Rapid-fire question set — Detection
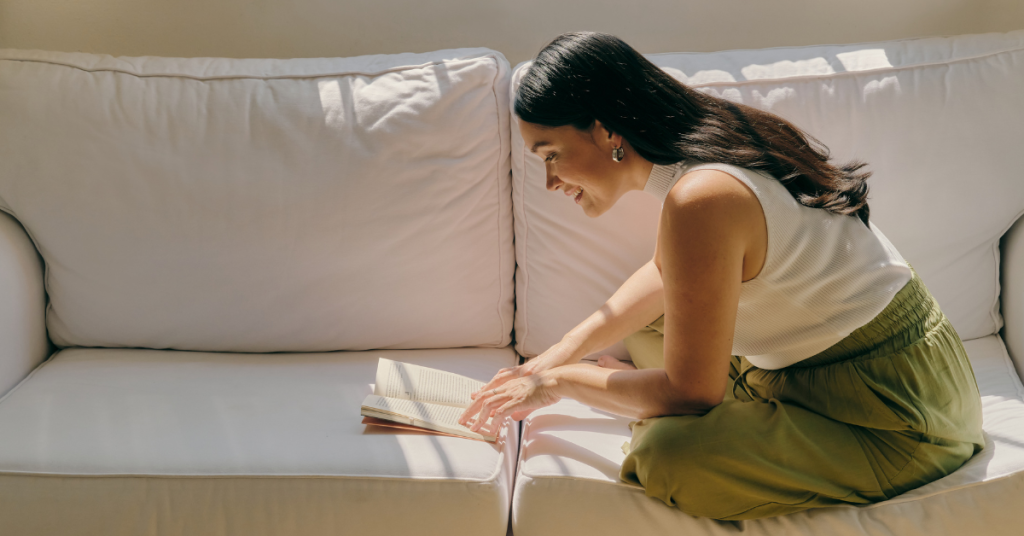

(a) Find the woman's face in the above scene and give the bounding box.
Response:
[519,119,640,217]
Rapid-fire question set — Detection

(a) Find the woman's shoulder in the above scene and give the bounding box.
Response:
[665,163,765,218]
[675,162,777,202]
[662,164,769,277]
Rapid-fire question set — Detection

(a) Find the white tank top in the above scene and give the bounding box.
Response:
[644,161,912,369]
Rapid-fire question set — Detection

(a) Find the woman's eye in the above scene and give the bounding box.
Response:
[545,153,556,162]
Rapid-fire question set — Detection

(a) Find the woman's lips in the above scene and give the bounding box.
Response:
[573,186,584,204]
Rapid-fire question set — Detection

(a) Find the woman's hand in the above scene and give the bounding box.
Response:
[470,340,576,400]
[457,371,562,433]
[458,340,577,424]
[457,341,577,431]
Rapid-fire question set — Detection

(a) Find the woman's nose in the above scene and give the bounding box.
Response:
[545,168,562,191]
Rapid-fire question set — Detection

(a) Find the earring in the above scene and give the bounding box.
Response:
[612,146,625,162]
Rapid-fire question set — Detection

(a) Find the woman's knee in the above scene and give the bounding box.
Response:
[620,416,727,516]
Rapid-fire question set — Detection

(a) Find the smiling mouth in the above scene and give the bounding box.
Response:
[572,186,584,204]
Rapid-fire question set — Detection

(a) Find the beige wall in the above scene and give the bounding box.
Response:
[2,0,1023,65]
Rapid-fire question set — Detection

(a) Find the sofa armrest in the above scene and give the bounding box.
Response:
[0,211,49,399]
[1002,212,1024,382]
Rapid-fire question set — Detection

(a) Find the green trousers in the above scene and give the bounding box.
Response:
[619,266,985,520]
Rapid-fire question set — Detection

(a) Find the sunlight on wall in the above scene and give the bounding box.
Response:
[4,0,1020,65]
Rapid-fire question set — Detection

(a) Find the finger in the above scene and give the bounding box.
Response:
[469,396,494,432]
[462,393,489,424]
[471,395,503,434]
[459,396,486,426]
[484,413,509,436]
[482,401,515,434]
[471,370,516,399]
[492,399,520,423]
[471,393,510,432]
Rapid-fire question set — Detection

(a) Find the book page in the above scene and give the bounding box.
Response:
[361,394,496,442]
[373,358,485,408]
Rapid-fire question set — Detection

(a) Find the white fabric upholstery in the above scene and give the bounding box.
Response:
[0,47,514,353]
[1002,214,1024,381]
[0,211,48,399]
[511,30,1024,358]
[512,335,1024,535]
[0,347,518,536]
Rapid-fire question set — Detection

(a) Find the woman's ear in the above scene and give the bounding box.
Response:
[592,119,622,150]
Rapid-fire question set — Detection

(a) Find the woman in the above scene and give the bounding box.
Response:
[456,32,983,520]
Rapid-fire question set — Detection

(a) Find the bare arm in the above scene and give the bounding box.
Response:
[557,258,665,365]
[461,255,665,402]
[541,170,754,419]
[460,169,762,428]
[457,257,664,425]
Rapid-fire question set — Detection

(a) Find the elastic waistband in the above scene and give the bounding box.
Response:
[790,264,940,368]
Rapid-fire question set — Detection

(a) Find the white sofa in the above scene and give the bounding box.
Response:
[1,29,1023,536]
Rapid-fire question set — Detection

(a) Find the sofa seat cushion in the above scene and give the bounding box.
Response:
[0,347,518,536]
[512,335,1024,535]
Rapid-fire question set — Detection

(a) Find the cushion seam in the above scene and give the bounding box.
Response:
[516,465,1024,508]
[996,333,1024,401]
[488,55,509,348]
[0,53,499,82]
[0,471,504,483]
[993,206,1024,337]
[512,66,533,356]
[0,347,56,407]
[0,420,516,484]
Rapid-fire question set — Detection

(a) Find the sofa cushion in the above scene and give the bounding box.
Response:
[510,30,1024,358]
[0,347,517,536]
[0,47,514,352]
[511,335,1024,535]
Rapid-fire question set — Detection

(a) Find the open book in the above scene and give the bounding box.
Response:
[360,358,499,442]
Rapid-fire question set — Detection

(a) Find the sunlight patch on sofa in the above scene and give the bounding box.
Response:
[318,79,345,129]
[741,57,836,80]
[697,87,744,104]
[679,69,738,85]
[752,86,797,108]
[863,76,902,102]
[837,48,894,71]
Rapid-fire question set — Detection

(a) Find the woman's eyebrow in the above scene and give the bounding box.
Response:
[529,141,553,153]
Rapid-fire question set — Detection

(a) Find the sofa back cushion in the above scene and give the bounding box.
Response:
[511,30,1024,358]
[0,48,514,352]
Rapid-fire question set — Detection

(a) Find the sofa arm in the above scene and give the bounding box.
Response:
[1002,212,1024,382]
[0,211,49,399]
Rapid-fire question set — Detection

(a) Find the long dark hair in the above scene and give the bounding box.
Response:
[515,32,871,225]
